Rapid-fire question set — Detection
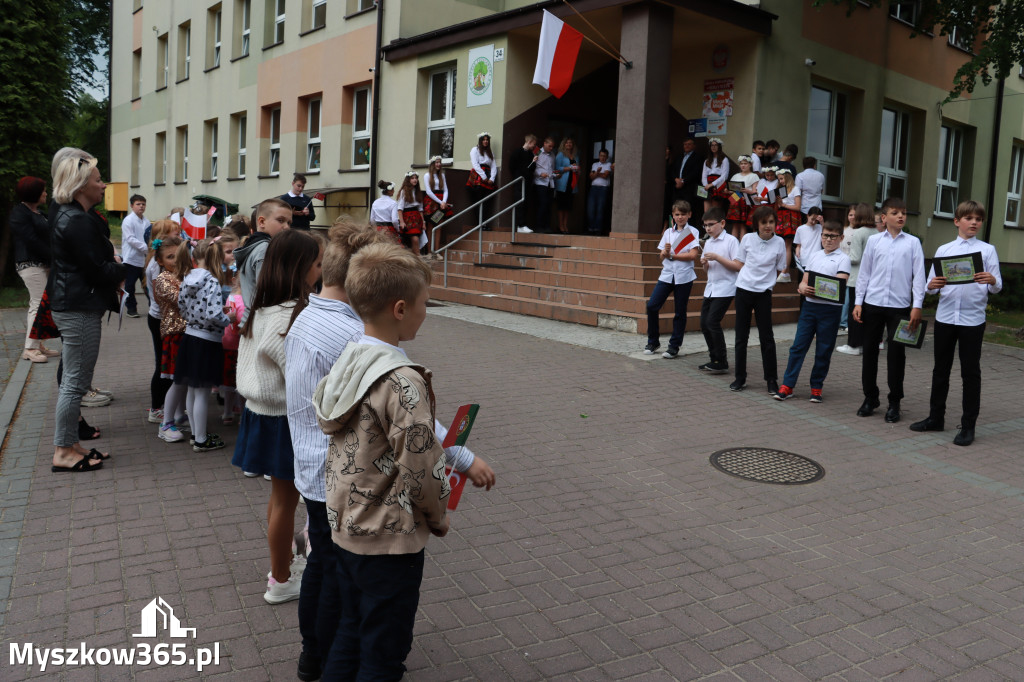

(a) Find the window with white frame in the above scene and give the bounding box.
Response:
[352,86,371,168]
[157,33,169,88]
[210,7,222,68]
[806,84,847,201]
[313,0,326,29]
[132,49,141,99]
[236,113,247,177]
[268,0,285,45]
[427,66,456,161]
[268,106,281,175]
[359,0,374,11]
[888,1,920,25]
[178,22,191,81]
[948,25,972,51]
[1006,144,1024,227]
[131,138,141,186]
[207,120,219,179]
[156,132,167,183]
[177,125,189,182]
[876,107,911,205]
[935,124,963,217]
[237,0,251,57]
[306,98,321,171]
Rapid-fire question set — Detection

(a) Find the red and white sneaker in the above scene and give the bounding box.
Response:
[809,389,823,403]
[773,385,794,401]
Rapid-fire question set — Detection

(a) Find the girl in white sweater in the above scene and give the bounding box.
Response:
[232,230,323,604]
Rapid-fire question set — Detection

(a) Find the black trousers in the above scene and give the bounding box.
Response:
[534,185,553,233]
[733,287,776,383]
[148,314,172,410]
[929,320,985,427]
[860,302,911,403]
[701,296,733,365]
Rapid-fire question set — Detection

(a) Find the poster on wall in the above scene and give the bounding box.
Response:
[689,118,708,138]
[703,77,734,118]
[467,45,494,108]
[707,117,727,136]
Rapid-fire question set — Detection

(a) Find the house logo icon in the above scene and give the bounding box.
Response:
[132,597,196,638]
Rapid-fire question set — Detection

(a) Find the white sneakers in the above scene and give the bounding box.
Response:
[517,226,534,233]
[835,344,862,356]
[158,423,185,442]
[81,390,111,408]
[147,408,164,424]
[776,272,792,283]
[264,557,306,604]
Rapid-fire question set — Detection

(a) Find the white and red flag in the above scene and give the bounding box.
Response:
[532,10,583,99]
[182,208,208,240]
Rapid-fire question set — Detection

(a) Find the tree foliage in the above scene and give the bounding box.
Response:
[820,0,1024,100]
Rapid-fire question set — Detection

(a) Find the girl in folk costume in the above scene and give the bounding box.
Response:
[751,166,780,210]
[423,155,454,222]
[467,132,497,228]
[702,138,732,214]
[727,155,759,239]
[396,171,425,251]
[553,137,580,234]
[774,167,802,283]
[369,179,400,243]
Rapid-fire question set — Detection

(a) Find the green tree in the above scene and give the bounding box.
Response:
[67,93,110,176]
[821,0,1024,100]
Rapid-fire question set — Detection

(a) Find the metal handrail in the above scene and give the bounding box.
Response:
[429,176,526,287]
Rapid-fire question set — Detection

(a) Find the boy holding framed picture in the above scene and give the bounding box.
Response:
[910,200,1002,446]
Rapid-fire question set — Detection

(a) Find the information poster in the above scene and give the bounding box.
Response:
[467,45,494,108]
[703,77,734,118]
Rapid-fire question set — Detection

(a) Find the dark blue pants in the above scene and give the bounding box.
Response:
[929,320,985,427]
[782,300,842,390]
[587,185,608,233]
[534,185,553,233]
[299,499,341,674]
[123,263,146,314]
[324,546,424,682]
[647,279,693,350]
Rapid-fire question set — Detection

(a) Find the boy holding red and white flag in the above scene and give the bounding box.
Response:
[645,200,700,359]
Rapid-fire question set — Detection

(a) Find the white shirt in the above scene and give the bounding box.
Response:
[780,185,801,209]
[590,161,612,187]
[803,248,851,307]
[370,195,397,223]
[534,150,555,187]
[840,226,854,256]
[735,232,787,292]
[656,224,700,285]
[470,147,497,182]
[120,212,150,267]
[795,168,825,213]
[855,229,926,309]
[702,158,730,189]
[145,259,161,318]
[702,231,740,298]
[750,154,762,173]
[396,190,422,212]
[929,236,1002,327]
[793,222,822,267]
[424,173,449,204]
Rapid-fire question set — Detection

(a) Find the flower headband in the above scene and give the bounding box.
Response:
[477,131,491,140]
[384,183,395,192]
[764,166,779,173]
[737,155,752,162]
[775,168,792,175]
[709,137,724,145]
[427,155,442,165]
[405,171,419,177]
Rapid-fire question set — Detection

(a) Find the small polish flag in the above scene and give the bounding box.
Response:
[673,231,697,254]
[532,10,583,99]
[313,192,326,202]
[206,205,217,219]
[182,208,208,240]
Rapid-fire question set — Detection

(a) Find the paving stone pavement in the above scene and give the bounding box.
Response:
[1,302,1024,681]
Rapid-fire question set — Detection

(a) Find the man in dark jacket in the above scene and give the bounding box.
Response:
[673,138,703,225]
[509,134,538,233]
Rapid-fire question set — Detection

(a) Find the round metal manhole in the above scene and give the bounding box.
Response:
[710,447,825,485]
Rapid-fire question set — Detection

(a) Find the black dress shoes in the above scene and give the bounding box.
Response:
[856,398,880,417]
[884,402,901,423]
[767,380,779,394]
[953,426,975,446]
[909,416,945,432]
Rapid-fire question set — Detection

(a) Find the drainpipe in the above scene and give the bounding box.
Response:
[369,0,385,192]
[982,76,1005,244]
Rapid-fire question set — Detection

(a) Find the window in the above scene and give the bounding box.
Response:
[208,6,223,69]
[267,106,281,175]
[177,125,189,182]
[948,25,972,52]
[234,0,251,57]
[266,0,285,46]
[232,112,248,178]
[313,0,326,29]
[206,120,219,180]
[306,98,322,171]
[131,138,141,186]
[352,86,371,168]
[876,107,911,204]
[347,0,375,13]
[177,22,191,81]
[132,49,141,99]
[806,84,847,200]
[427,66,456,161]
[155,132,167,183]
[888,1,920,25]
[157,33,169,88]
[1006,144,1024,227]
[935,124,963,217]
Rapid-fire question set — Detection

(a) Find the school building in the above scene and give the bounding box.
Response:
[110,0,1024,331]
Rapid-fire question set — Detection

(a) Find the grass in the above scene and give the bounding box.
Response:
[0,285,29,309]
[986,309,1024,349]
[989,310,1024,329]
[986,327,1024,349]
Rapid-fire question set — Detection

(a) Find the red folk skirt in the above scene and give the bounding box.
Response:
[375,223,401,243]
[401,208,425,236]
[745,203,775,229]
[727,196,751,223]
[775,207,802,237]
[160,332,184,380]
[466,165,495,190]
[707,175,730,200]
[422,195,454,224]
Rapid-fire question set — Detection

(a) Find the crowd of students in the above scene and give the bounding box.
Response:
[646,191,1003,447]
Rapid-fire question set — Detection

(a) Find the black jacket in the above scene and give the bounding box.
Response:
[8,203,51,265]
[49,202,126,313]
[279,193,315,230]
[510,146,536,181]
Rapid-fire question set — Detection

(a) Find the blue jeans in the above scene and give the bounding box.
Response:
[325,546,424,681]
[782,300,843,390]
[840,287,851,328]
[299,499,341,673]
[587,185,608,233]
[646,279,693,350]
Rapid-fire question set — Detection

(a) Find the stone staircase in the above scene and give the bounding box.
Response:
[429,229,801,334]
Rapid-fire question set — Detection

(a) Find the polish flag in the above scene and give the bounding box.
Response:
[673,231,697,254]
[532,10,583,99]
[182,208,207,240]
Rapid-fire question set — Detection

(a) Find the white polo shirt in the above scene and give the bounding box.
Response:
[794,223,823,267]
[702,231,740,298]
[855,229,926,309]
[795,168,825,213]
[929,236,1002,327]
[735,232,787,293]
[656,224,700,285]
[803,249,851,306]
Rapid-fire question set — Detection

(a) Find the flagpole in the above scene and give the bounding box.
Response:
[561,0,632,69]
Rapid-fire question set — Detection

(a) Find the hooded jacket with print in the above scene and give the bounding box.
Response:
[178,268,230,342]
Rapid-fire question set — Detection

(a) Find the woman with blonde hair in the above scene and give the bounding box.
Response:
[48,153,126,472]
[553,137,580,234]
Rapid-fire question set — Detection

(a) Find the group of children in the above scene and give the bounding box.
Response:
[368,156,457,258]
[646,196,1002,446]
[131,193,497,680]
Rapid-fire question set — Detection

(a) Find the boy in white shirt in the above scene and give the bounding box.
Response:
[852,197,926,423]
[587,148,613,234]
[793,207,823,274]
[698,207,741,374]
[909,200,1002,446]
[120,194,151,318]
[645,201,700,359]
[774,221,851,402]
[730,205,788,392]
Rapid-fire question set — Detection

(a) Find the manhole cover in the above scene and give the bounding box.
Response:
[710,447,825,485]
